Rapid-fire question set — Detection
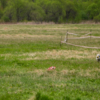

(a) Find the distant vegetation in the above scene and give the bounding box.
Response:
[0,0,100,23]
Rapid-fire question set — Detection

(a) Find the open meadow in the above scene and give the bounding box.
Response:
[0,23,100,100]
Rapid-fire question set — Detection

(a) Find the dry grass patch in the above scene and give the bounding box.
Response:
[28,95,35,100]
[20,50,98,60]
[1,50,98,60]
[79,68,100,77]
[0,34,55,39]
[28,67,100,79]
[28,69,44,76]
[61,68,100,78]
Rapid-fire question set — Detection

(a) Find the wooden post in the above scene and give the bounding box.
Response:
[60,33,62,47]
[90,30,91,40]
[66,30,68,42]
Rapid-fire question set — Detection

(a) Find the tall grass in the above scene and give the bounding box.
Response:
[0,24,100,100]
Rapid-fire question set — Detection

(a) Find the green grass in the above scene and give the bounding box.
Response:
[0,23,100,100]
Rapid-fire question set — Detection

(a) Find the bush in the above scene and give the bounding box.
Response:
[0,93,11,100]
[2,16,9,22]
[2,5,16,22]
[86,3,99,20]
[0,0,7,9]
[64,1,78,22]
[94,14,100,23]
[35,92,41,100]
[63,96,70,100]
[36,0,66,23]
[0,3,3,18]
[35,92,53,100]
[27,3,45,22]
[76,97,81,100]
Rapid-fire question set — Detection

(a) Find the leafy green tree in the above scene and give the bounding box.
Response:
[26,2,45,22]
[0,2,3,19]
[46,1,65,22]
[64,1,78,22]
[3,0,28,22]
[0,0,7,9]
[36,0,66,23]
[86,3,99,19]
[1,0,100,23]
[2,0,45,22]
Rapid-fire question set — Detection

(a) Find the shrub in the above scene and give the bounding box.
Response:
[64,1,78,22]
[35,92,53,100]
[86,3,99,20]
[36,0,66,23]
[27,3,45,22]
[63,96,70,100]
[94,14,100,23]
[2,16,9,22]
[35,92,41,100]
[0,0,7,9]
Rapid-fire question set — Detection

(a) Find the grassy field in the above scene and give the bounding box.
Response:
[0,23,100,100]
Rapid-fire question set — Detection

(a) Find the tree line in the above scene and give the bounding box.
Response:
[0,0,100,23]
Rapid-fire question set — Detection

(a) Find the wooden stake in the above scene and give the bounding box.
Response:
[60,33,62,47]
[90,30,91,40]
[66,30,68,42]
